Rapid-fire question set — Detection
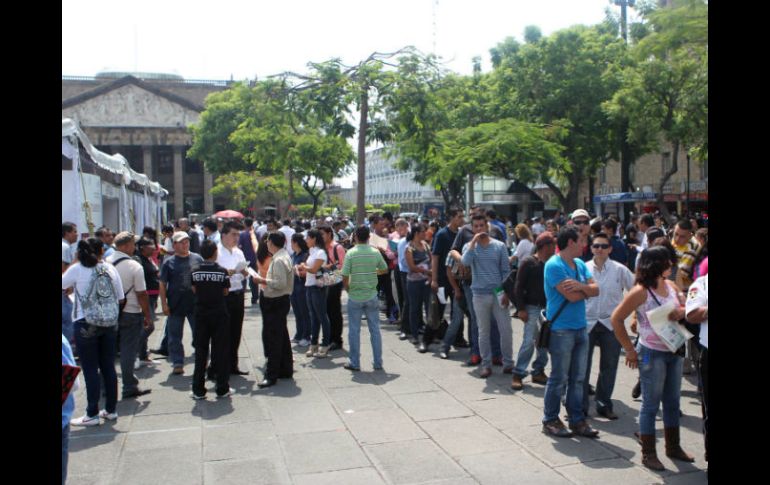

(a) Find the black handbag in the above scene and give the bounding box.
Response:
[537,299,569,349]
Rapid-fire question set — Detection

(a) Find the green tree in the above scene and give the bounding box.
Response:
[490,25,627,211]
[608,0,707,218]
[209,172,289,217]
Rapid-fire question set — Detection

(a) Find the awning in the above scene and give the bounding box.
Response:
[593,192,657,204]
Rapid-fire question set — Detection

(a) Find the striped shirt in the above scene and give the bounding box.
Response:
[341,244,387,302]
[461,238,510,295]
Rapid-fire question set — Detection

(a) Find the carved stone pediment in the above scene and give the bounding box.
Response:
[62,84,200,128]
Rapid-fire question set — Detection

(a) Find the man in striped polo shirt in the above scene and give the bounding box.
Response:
[461,214,514,378]
[341,225,389,371]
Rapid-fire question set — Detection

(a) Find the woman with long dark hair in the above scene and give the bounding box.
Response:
[405,224,432,346]
[610,247,694,471]
[62,238,125,426]
[290,233,311,346]
[299,229,331,358]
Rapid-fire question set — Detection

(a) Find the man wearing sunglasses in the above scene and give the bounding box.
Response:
[569,209,592,261]
[583,232,635,420]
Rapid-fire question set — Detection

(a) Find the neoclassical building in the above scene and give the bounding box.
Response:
[62,73,235,218]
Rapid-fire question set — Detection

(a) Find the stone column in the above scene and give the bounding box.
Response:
[173,146,184,218]
[203,167,214,214]
[142,146,153,179]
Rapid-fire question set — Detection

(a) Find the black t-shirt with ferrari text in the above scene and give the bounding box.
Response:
[191,261,230,314]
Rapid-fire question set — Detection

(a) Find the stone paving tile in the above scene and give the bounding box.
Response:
[68,433,126,477]
[343,407,428,445]
[364,439,470,484]
[291,467,387,485]
[327,385,399,413]
[116,444,202,485]
[203,457,292,484]
[419,416,519,458]
[392,390,474,422]
[203,421,280,462]
[265,396,345,436]
[63,472,114,485]
[122,427,201,452]
[129,411,202,432]
[457,449,571,485]
[500,427,620,468]
[556,457,664,484]
[279,429,371,474]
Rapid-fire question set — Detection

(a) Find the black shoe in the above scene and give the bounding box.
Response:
[150,348,168,357]
[329,342,343,351]
[398,332,409,341]
[231,368,249,376]
[417,343,428,353]
[597,408,619,420]
[122,388,152,399]
[343,363,360,371]
[632,380,642,399]
[409,337,419,345]
[588,384,596,395]
[453,339,469,348]
[278,372,294,379]
[257,378,277,388]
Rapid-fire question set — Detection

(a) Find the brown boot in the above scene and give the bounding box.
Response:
[640,434,665,471]
[664,427,695,462]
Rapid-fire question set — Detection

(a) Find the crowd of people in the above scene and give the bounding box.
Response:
[61,206,708,483]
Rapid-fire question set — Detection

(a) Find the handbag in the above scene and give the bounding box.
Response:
[537,299,569,349]
[427,293,442,330]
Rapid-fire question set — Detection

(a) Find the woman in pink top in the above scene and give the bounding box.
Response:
[610,247,694,471]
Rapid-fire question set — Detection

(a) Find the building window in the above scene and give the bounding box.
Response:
[661,152,672,175]
[184,156,202,174]
[156,147,173,174]
[184,195,204,214]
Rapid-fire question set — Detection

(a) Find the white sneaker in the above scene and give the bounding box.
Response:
[298,339,310,347]
[98,410,118,421]
[134,358,141,370]
[190,392,206,400]
[71,414,100,427]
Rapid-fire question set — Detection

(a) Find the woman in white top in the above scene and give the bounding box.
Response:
[299,229,331,358]
[62,238,124,427]
[509,224,535,265]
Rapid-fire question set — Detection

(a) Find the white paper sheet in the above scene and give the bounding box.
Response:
[437,287,447,304]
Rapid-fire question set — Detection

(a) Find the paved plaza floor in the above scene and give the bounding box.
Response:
[67,295,707,484]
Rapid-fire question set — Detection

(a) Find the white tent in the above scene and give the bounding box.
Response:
[62,118,169,235]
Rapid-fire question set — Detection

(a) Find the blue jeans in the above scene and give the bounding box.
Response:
[583,323,622,414]
[472,293,513,368]
[291,286,311,341]
[306,286,330,346]
[167,310,196,367]
[442,289,469,352]
[465,282,501,358]
[407,279,431,339]
[513,305,549,378]
[62,424,69,485]
[74,319,118,417]
[62,294,74,344]
[542,328,589,426]
[347,295,383,369]
[638,345,683,435]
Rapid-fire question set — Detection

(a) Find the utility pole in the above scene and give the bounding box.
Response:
[614,0,635,223]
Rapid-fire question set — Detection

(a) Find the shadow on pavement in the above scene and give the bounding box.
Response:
[251,379,302,398]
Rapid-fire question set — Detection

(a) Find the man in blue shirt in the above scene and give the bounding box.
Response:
[541,226,600,439]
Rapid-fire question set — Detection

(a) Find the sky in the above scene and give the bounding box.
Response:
[63,0,632,186]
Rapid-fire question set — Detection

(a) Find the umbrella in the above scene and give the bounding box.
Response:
[213,210,245,219]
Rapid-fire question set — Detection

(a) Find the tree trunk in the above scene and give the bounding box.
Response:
[588,175,596,214]
[620,122,634,222]
[467,173,475,209]
[656,139,680,221]
[356,90,369,225]
[287,169,294,218]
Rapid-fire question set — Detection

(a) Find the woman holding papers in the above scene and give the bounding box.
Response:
[610,246,695,471]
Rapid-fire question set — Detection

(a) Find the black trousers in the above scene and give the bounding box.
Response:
[192,309,230,396]
[422,285,456,345]
[225,291,245,371]
[699,346,709,461]
[399,271,410,334]
[394,266,405,318]
[326,283,344,345]
[378,270,396,316]
[260,295,293,380]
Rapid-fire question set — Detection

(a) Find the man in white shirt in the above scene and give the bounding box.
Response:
[276,219,296,256]
[583,232,635,420]
[215,221,250,376]
[202,219,221,245]
[107,232,153,399]
[686,274,708,463]
[531,217,546,236]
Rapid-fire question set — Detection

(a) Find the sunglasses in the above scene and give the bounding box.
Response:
[573,220,589,225]
[592,243,610,249]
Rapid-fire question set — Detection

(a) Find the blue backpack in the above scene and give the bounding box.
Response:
[74,264,120,327]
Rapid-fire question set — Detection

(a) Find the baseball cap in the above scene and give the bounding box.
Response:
[114,231,136,246]
[535,231,555,249]
[571,209,590,220]
[172,231,191,243]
